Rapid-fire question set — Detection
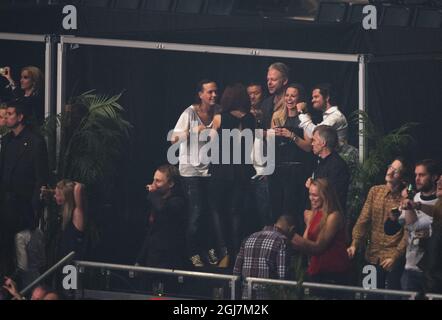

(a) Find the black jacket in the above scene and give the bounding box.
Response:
[0,126,49,214]
[136,191,187,269]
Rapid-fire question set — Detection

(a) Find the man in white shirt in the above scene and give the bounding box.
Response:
[391,159,440,292]
[298,83,348,146]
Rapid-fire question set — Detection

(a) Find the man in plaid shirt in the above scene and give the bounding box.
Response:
[234,215,295,299]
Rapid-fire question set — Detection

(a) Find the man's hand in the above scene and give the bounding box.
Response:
[400,198,414,211]
[415,229,430,239]
[347,246,356,259]
[296,102,307,114]
[146,184,158,193]
[380,258,395,272]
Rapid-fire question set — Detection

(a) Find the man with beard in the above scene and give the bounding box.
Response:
[386,160,440,292]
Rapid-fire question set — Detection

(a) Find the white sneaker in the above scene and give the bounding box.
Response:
[190,254,204,267]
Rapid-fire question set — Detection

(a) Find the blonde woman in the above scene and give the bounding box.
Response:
[1,66,44,124]
[53,180,86,259]
[291,178,350,285]
[269,83,314,231]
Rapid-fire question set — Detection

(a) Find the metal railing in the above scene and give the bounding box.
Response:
[245,277,442,300]
[74,260,240,300]
[19,251,76,296]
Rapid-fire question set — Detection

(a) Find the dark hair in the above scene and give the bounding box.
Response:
[220,83,250,113]
[276,215,296,227]
[416,159,441,177]
[313,125,338,151]
[6,100,30,124]
[247,82,263,90]
[286,83,306,103]
[313,83,337,106]
[194,79,216,105]
[156,164,180,185]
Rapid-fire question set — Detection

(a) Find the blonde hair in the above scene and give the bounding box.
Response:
[271,84,305,127]
[22,66,44,94]
[56,180,76,230]
[310,178,343,230]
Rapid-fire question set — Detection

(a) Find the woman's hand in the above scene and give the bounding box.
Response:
[3,277,21,299]
[1,66,12,80]
[274,127,293,139]
[40,186,54,201]
[291,234,304,250]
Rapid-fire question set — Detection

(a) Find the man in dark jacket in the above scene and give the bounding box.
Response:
[136,164,187,269]
[0,101,48,282]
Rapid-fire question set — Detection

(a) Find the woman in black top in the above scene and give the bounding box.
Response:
[208,83,256,267]
[270,83,314,232]
[1,66,44,125]
[53,180,86,260]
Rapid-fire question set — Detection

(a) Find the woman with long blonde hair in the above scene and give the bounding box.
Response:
[291,178,350,285]
[54,180,86,259]
[1,65,45,124]
[269,83,314,231]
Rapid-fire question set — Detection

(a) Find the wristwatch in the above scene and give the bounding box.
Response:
[292,134,298,143]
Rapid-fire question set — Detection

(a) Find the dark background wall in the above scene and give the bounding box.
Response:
[1,3,441,264]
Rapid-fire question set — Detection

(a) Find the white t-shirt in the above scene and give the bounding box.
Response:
[399,192,438,272]
[299,106,348,146]
[173,105,213,177]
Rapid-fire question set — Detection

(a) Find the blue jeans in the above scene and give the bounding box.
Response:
[182,176,210,257]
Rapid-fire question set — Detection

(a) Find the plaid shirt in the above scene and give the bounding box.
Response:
[352,184,407,264]
[234,226,290,280]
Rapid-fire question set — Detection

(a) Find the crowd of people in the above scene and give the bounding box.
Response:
[0,61,441,300]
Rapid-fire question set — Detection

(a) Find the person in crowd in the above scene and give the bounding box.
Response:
[395,168,442,293]
[291,178,350,285]
[298,83,348,146]
[233,215,295,299]
[208,83,256,268]
[0,101,48,286]
[0,66,45,124]
[348,158,410,292]
[2,277,57,300]
[270,83,313,231]
[247,82,265,128]
[52,180,86,260]
[398,160,439,291]
[307,125,349,212]
[248,63,290,233]
[135,164,187,269]
[171,79,218,267]
[0,104,8,151]
[260,62,290,130]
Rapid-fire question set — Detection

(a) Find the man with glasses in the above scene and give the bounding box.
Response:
[348,158,410,293]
